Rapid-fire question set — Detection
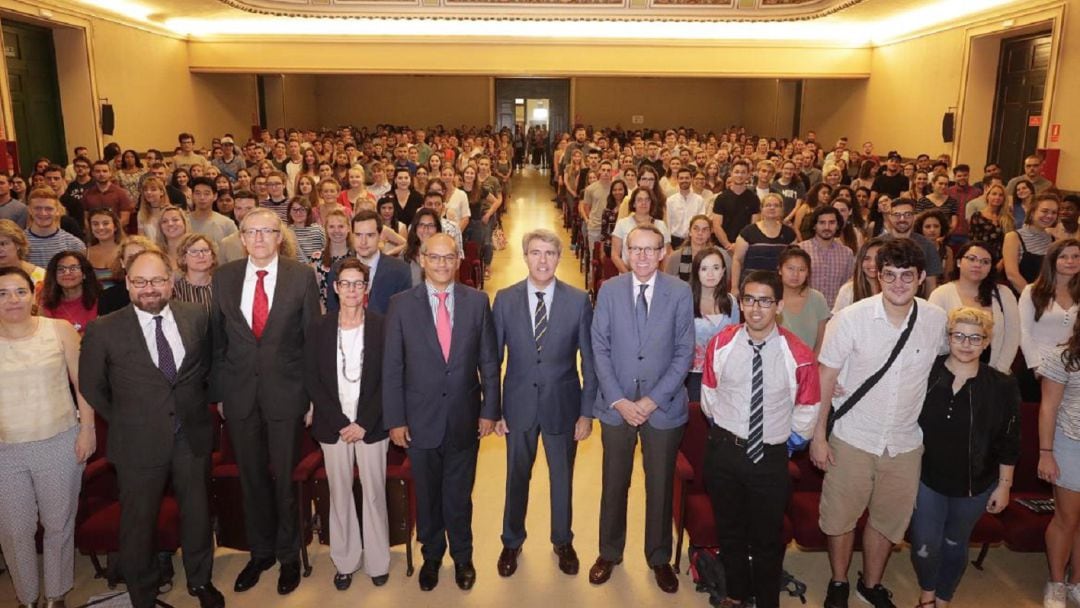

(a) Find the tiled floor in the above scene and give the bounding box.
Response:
[4,168,1050,607]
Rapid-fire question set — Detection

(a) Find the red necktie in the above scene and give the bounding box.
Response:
[252,270,268,339]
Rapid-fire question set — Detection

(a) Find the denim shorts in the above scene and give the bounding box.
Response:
[1053,426,1080,492]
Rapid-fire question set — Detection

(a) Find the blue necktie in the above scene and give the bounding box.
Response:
[636,284,649,340]
[155,315,177,384]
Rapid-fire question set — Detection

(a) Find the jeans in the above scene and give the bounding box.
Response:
[908,481,993,602]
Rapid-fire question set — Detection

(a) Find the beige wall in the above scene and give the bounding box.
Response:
[283,74,319,130]
[573,77,746,131]
[192,73,257,141]
[741,79,781,136]
[801,78,867,148]
[51,26,98,157]
[313,75,490,128]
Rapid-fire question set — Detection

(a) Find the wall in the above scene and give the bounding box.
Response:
[741,79,781,136]
[313,75,490,127]
[283,73,319,129]
[800,78,867,148]
[51,26,98,157]
[1045,2,1076,189]
[192,72,257,140]
[572,77,746,131]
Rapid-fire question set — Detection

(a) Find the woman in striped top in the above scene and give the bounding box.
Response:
[287,196,327,263]
[171,233,216,313]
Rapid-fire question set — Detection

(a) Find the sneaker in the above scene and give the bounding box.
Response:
[824,580,850,608]
[855,574,895,608]
[1046,581,1067,608]
[1067,583,1080,606]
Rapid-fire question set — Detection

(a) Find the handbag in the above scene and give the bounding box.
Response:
[826,302,919,438]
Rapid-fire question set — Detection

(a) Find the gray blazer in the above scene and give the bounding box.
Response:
[493,279,598,435]
[591,271,694,429]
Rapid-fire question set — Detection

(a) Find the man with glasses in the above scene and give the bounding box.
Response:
[1006,154,1054,196]
[700,270,820,608]
[589,225,693,593]
[209,207,320,596]
[492,229,597,579]
[810,239,947,608]
[173,132,210,171]
[261,172,290,222]
[880,198,943,292]
[80,250,224,608]
[383,233,501,592]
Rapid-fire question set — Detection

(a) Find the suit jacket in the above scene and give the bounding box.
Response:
[382,282,501,450]
[209,256,321,420]
[591,271,694,429]
[305,310,388,445]
[493,279,597,435]
[325,253,412,315]
[79,301,213,468]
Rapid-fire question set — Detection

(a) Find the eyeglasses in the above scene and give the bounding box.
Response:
[417,222,438,230]
[289,207,308,214]
[186,248,212,257]
[242,228,281,238]
[961,254,992,266]
[266,181,284,187]
[129,277,170,288]
[889,211,914,219]
[627,246,662,257]
[336,279,367,290]
[740,295,777,308]
[423,253,457,265]
[949,332,986,346]
[56,264,83,274]
[880,270,918,284]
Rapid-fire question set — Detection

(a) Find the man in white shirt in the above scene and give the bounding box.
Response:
[665,167,706,249]
[810,238,947,608]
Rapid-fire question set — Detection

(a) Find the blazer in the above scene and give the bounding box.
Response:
[209,256,321,420]
[493,279,598,435]
[79,301,213,468]
[325,253,412,315]
[305,310,388,445]
[591,271,694,429]
[382,282,501,450]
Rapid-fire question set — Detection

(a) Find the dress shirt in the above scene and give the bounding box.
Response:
[134,304,185,370]
[665,190,706,238]
[527,280,556,329]
[361,251,381,291]
[632,272,657,312]
[705,325,793,444]
[336,324,365,422]
[818,294,948,456]
[241,255,279,328]
[426,281,456,328]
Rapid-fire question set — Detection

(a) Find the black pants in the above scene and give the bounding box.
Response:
[598,421,683,566]
[117,431,213,608]
[408,441,480,563]
[703,427,790,608]
[225,409,302,564]
[501,423,577,549]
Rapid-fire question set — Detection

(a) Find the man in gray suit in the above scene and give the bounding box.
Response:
[492,229,597,578]
[588,224,694,593]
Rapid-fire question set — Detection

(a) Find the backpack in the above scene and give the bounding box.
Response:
[689,546,727,606]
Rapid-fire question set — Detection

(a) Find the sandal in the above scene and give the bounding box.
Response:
[914,601,936,608]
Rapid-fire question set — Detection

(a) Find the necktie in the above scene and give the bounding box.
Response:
[154,315,177,384]
[747,339,765,464]
[533,291,548,351]
[635,283,649,339]
[436,291,452,362]
[252,269,268,339]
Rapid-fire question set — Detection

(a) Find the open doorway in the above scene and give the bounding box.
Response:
[521,98,550,131]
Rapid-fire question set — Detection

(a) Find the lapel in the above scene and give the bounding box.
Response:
[172,303,200,375]
[125,305,159,376]
[413,285,445,363]
[225,261,250,336]
[517,281,535,345]
[448,285,469,363]
[546,280,568,345]
[646,273,669,340]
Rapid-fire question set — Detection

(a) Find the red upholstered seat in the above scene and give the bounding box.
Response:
[76,498,181,553]
[998,401,1053,552]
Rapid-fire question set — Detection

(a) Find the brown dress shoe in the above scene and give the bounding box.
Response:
[553,544,579,575]
[652,563,679,593]
[588,557,621,585]
[497,547,522,577]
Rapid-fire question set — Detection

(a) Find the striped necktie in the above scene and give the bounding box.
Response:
[747,339,765,464]
[533,291,548,351]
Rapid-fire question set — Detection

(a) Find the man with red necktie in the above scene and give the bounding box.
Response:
[209,207,320,596]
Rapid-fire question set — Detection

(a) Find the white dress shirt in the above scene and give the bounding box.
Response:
[705,325,794,444]
[527,280,556,328]
[241,255,279,328]
[665,190,706,239]
[135,304,186,370]
[336,325,365,421]
[632,272,657,312]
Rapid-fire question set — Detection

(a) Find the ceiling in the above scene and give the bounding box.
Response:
[59,0,1028,42]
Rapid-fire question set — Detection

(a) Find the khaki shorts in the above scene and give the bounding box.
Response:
[818,437,923,544]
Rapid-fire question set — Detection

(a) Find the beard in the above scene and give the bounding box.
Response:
[133,293,167,314]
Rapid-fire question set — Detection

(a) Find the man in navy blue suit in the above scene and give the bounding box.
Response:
[492,229,597,578]
[383,233,501,592]
[325,209,412,315]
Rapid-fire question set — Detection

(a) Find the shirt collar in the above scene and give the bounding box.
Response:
[426,281,454,297]
[246,255,279,276]
[134,303,174,326]
[738,323,779,346]
[633,272,658,292]
[871,293,916,322]
[527,279,555,299]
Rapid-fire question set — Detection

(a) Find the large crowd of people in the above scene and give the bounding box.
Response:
[0,123,1077,608]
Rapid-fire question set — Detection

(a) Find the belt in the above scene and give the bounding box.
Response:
[708,422,785,449]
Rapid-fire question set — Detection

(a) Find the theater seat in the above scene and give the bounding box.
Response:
[997,401,1053,552]
[787,450,867,551]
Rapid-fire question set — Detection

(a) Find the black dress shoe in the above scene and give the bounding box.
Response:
[371,574,389,586]
[188,583,225,608]
[553,544,579,575]
[588,557,621,585]
[497,546,522,577]
[277,562,301,595]
[455,561,477,590]
[652,563,679,593]
[233,557,275,592]
[418,560,441,591]
[333,572,352,591]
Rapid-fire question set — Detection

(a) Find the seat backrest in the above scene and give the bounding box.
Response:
[679,402,710,489]
[790,449,824,492]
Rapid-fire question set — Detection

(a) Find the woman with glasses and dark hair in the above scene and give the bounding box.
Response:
[402,208,443,286]
[929,242,1020,374]
[39,250,102,335]
[910,306,1019,608]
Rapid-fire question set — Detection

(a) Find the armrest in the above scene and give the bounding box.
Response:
[292,451,324,481]
[788,460,801,482]
[82,457,113,483]
[675,451,694,482]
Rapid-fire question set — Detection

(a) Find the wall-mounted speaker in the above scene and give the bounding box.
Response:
[942,111,955,143]
[101,104,115,135]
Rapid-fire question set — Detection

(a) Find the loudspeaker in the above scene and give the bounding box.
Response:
[101,104,115,136]
[942,111,955,143]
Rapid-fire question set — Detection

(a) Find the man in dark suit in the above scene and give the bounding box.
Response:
[384,233,501,592]
[492,229,597,577]
[80,250,224,608]
[325,209,412,314]
[588,224,694,594]
[209,207,320,596]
